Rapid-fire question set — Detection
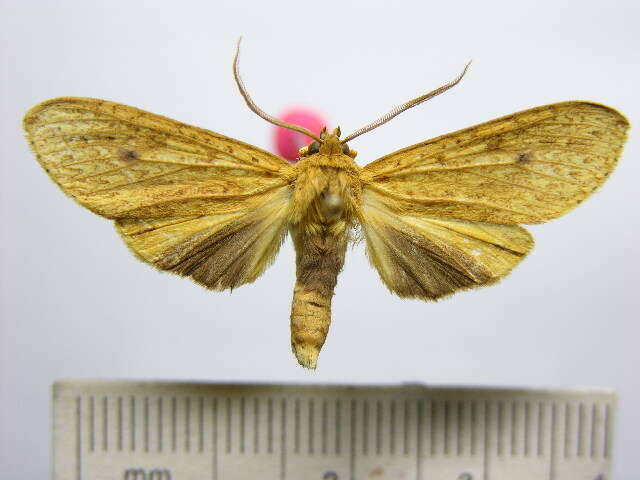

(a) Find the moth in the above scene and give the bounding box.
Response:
[23,41,628,369]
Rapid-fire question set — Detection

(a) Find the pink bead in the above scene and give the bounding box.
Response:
[273,108,327,162]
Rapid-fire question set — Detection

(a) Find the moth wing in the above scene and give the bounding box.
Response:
[360,189,534,300]
[361,102,629,224]
[24,97,295,290]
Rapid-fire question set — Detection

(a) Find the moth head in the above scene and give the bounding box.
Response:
[297,127,356,159]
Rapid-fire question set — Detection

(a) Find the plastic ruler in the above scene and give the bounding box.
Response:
[52,381,616,479]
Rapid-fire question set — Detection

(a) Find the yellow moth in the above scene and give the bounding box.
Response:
[23,41,628,369]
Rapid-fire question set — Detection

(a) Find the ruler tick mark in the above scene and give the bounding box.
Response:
[350,399,356,480]
[404,399,410,456]
[158,397,163,453]
[268,397,274,454]
[199,397,205,453]
[294,398,300,454]
[309,398,315,455]
[254,397,259,455]
[322,399,328,455]
[375,400,382,456]
[604,403,611,459]
[281,399,287,480]
[240,397,245,454]
[89,396,95,453]
[589,403,597,458]
[186,397,191,453]
[549,403,558,480]
[102,397,108,452]
[225,398,231,454]
[75,396,82,480]
[144,396,149,453]
[212,398,218,480]
[130,396,136,452]
[171,396,177,453]
[363,400,369,456]
[537,401,544,457]
[335,399,342,456]
[390,400,396,455]
[117,396,123,452]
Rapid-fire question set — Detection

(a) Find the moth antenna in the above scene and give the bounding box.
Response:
[233,38,322,143]
[341,61,472,143]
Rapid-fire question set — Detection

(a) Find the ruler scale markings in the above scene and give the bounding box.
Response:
[549,402,558,480]
[577,402,586,457]
[350,399,356,480]
[89,396,95,453]
[457,400,463,456]
[590,403,597,458]
[416,400,423,480]
[322,399,328,455]
[375,400,382,456]
[471,400,478,456]
[199,396,205,453]
[524,401,531,456]
[390,400,396,455]
[75,396,82,480]
[254,397,259,454]
[117,396,123,452]
[268,397,274,454]
[130,396,136,452]
[444,400,450,456]
[362,400,369,455]
[171,396,177,452]
[186,396,191,453]
[225,397,231,454]
[158,397,163,453]
[429,400,436,456]
[563,402,570,458]
[53,383,617,480]
[240,397,245,454]
[102,396,108,452]
[497,400,504,457]
[403,399,410,456]
[511,400,517,456]
[537,401,545,457]
[212,398,218,480]
[335,399,342,456]
[144,396,149,453]
[483,400,490,480]
[280,398,287,480]
[604,403,612,459]
[309,398,315,455]
[294,398,300,454]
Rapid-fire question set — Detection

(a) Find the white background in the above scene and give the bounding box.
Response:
[1,1,638,478]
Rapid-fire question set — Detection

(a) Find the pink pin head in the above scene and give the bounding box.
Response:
[273,108,327,162]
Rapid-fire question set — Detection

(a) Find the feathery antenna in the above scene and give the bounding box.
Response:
[341,61,472,143]
[233,38,322,143]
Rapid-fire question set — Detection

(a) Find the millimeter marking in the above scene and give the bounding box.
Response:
[54,381,616,480]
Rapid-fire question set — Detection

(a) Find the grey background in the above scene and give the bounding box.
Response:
[1,0,638,478]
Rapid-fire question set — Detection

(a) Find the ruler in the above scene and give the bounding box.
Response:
[53,381,615,480]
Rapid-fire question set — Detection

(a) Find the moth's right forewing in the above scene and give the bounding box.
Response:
[24,97,297,290]
[23,97,294,219]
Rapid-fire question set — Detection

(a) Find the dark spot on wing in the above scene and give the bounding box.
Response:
[118,148,140,162]
[517,152,533,164]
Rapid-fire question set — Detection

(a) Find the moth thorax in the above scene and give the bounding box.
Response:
[319,191,344,220]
